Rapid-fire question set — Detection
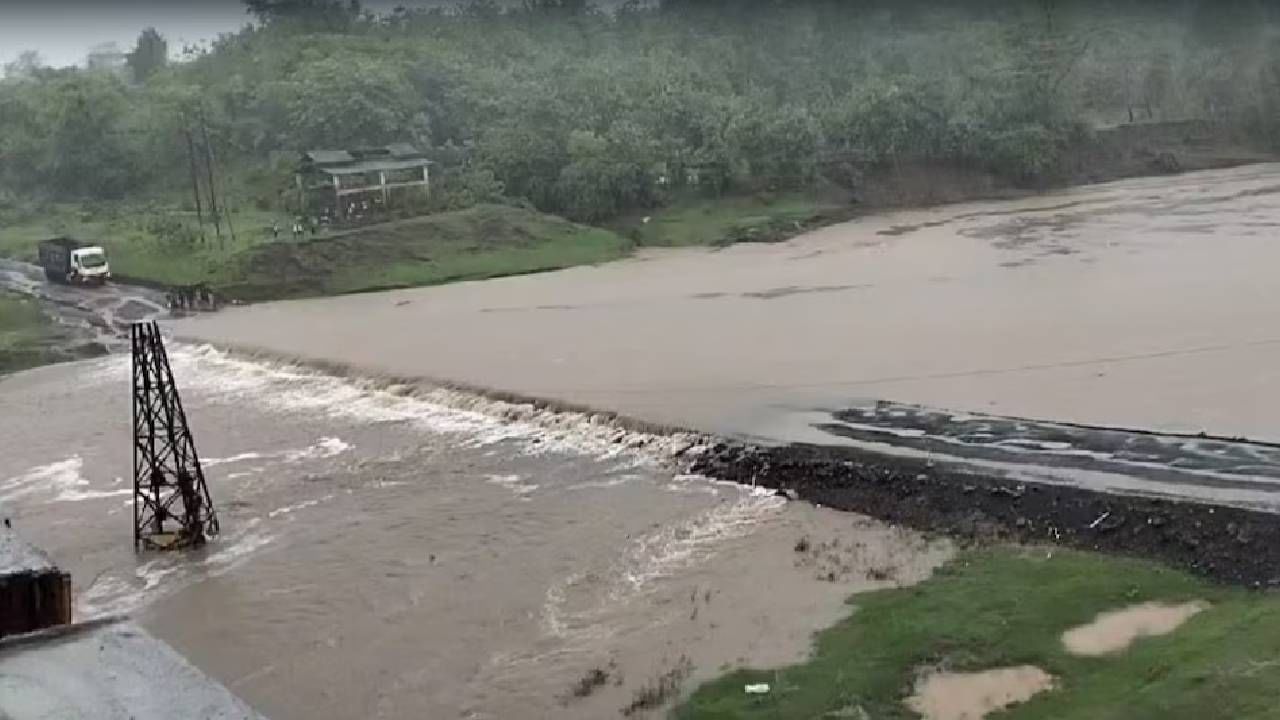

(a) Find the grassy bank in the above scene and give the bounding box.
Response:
[0,203,630,302]
[213,204,631,301]
[0,293,60,375]
[677,547,1280,720]
[615,193,852,248]
[0,195,832,301]
[0,203,294,288]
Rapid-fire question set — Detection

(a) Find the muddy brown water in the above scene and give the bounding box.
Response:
[907,666,1055,720]
[0,349,951,718]
[170,164,1280,509]
[9,163,1280,715]
[1062,601,1209,657]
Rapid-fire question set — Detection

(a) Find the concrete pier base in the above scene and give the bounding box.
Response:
[0,523,71,638]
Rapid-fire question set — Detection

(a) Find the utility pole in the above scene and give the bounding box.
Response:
[196,106,223,247]
[180,117,207,244]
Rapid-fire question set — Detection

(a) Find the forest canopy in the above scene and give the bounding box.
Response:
[2,0,1278,223]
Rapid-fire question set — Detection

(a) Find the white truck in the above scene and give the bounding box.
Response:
[37,238,111,285]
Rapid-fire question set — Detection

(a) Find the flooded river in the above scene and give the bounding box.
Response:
[174,163,1280,446]
[0,349,949,718]
[8,163,1280,715]
[169,163,1280,509]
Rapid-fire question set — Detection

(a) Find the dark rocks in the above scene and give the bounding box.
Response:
[690,440,1280,588]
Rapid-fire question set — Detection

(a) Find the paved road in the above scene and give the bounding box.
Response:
[170,164,1280,508]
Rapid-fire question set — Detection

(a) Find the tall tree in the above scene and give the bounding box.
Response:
[127,28,169,83]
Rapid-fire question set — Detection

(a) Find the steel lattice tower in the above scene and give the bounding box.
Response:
[131,321,219,550]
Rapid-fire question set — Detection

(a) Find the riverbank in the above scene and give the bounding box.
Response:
[0,203,632,303]
[2,122,1272,305]
[676,546,1280,720]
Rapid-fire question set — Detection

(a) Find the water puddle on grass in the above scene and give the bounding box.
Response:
[906,666,1055,720]
[1062,601,1209,656]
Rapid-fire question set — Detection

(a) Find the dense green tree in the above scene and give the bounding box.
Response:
[3,0,1280,215]
[43,74,142,198]
[126,28,169,83]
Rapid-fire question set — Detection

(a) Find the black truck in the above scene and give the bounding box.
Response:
[37,238,111,285]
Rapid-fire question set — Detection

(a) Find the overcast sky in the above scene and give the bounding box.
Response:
[0,1,447,69]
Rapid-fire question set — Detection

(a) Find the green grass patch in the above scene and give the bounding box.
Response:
[0,196,851,303]
[0,202,629,302]
[0,292,59,375]
[0,202,296,287]
[618,193,850,248]
[213,204,632,301]
[677,547,1280,720]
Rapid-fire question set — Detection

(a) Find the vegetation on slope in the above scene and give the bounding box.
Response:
[5,0,1280,225]
[211,204,630,301]
[3,1,1279,298]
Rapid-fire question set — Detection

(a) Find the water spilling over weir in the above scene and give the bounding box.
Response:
[0,347,950,718]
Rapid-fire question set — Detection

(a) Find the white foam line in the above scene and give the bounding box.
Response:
[531,486,787,658]
[567,474,642,490]
[55,487,132,503]
[486,474,540,498]
[615,492,787,594]
[284,437,352,462]
[268,494,334,519]
[204,452,268,467]
[88,346,710,467]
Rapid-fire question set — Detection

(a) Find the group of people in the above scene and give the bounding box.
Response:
[166,284,219,312]
[268,196,392,242]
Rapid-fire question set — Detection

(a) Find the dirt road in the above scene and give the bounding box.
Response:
[0,258,168,353]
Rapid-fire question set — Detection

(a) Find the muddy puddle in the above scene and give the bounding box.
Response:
[1062,601,1209,657]
[907,666,1055,720]
[0,348,952,718]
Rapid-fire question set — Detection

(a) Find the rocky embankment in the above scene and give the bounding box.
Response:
[693,441,1280,587]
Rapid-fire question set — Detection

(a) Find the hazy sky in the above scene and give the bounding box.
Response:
[0,1,446,69]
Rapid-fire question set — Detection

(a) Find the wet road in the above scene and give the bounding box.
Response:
[172,163,1280,509]
[0,350,948,718]
[0,258,168,352]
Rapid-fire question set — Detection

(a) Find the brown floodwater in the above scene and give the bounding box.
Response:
[0,348,951,718]
[173,163,1280,447]
[1061,601,1209,657]
[906,666,1056,720]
